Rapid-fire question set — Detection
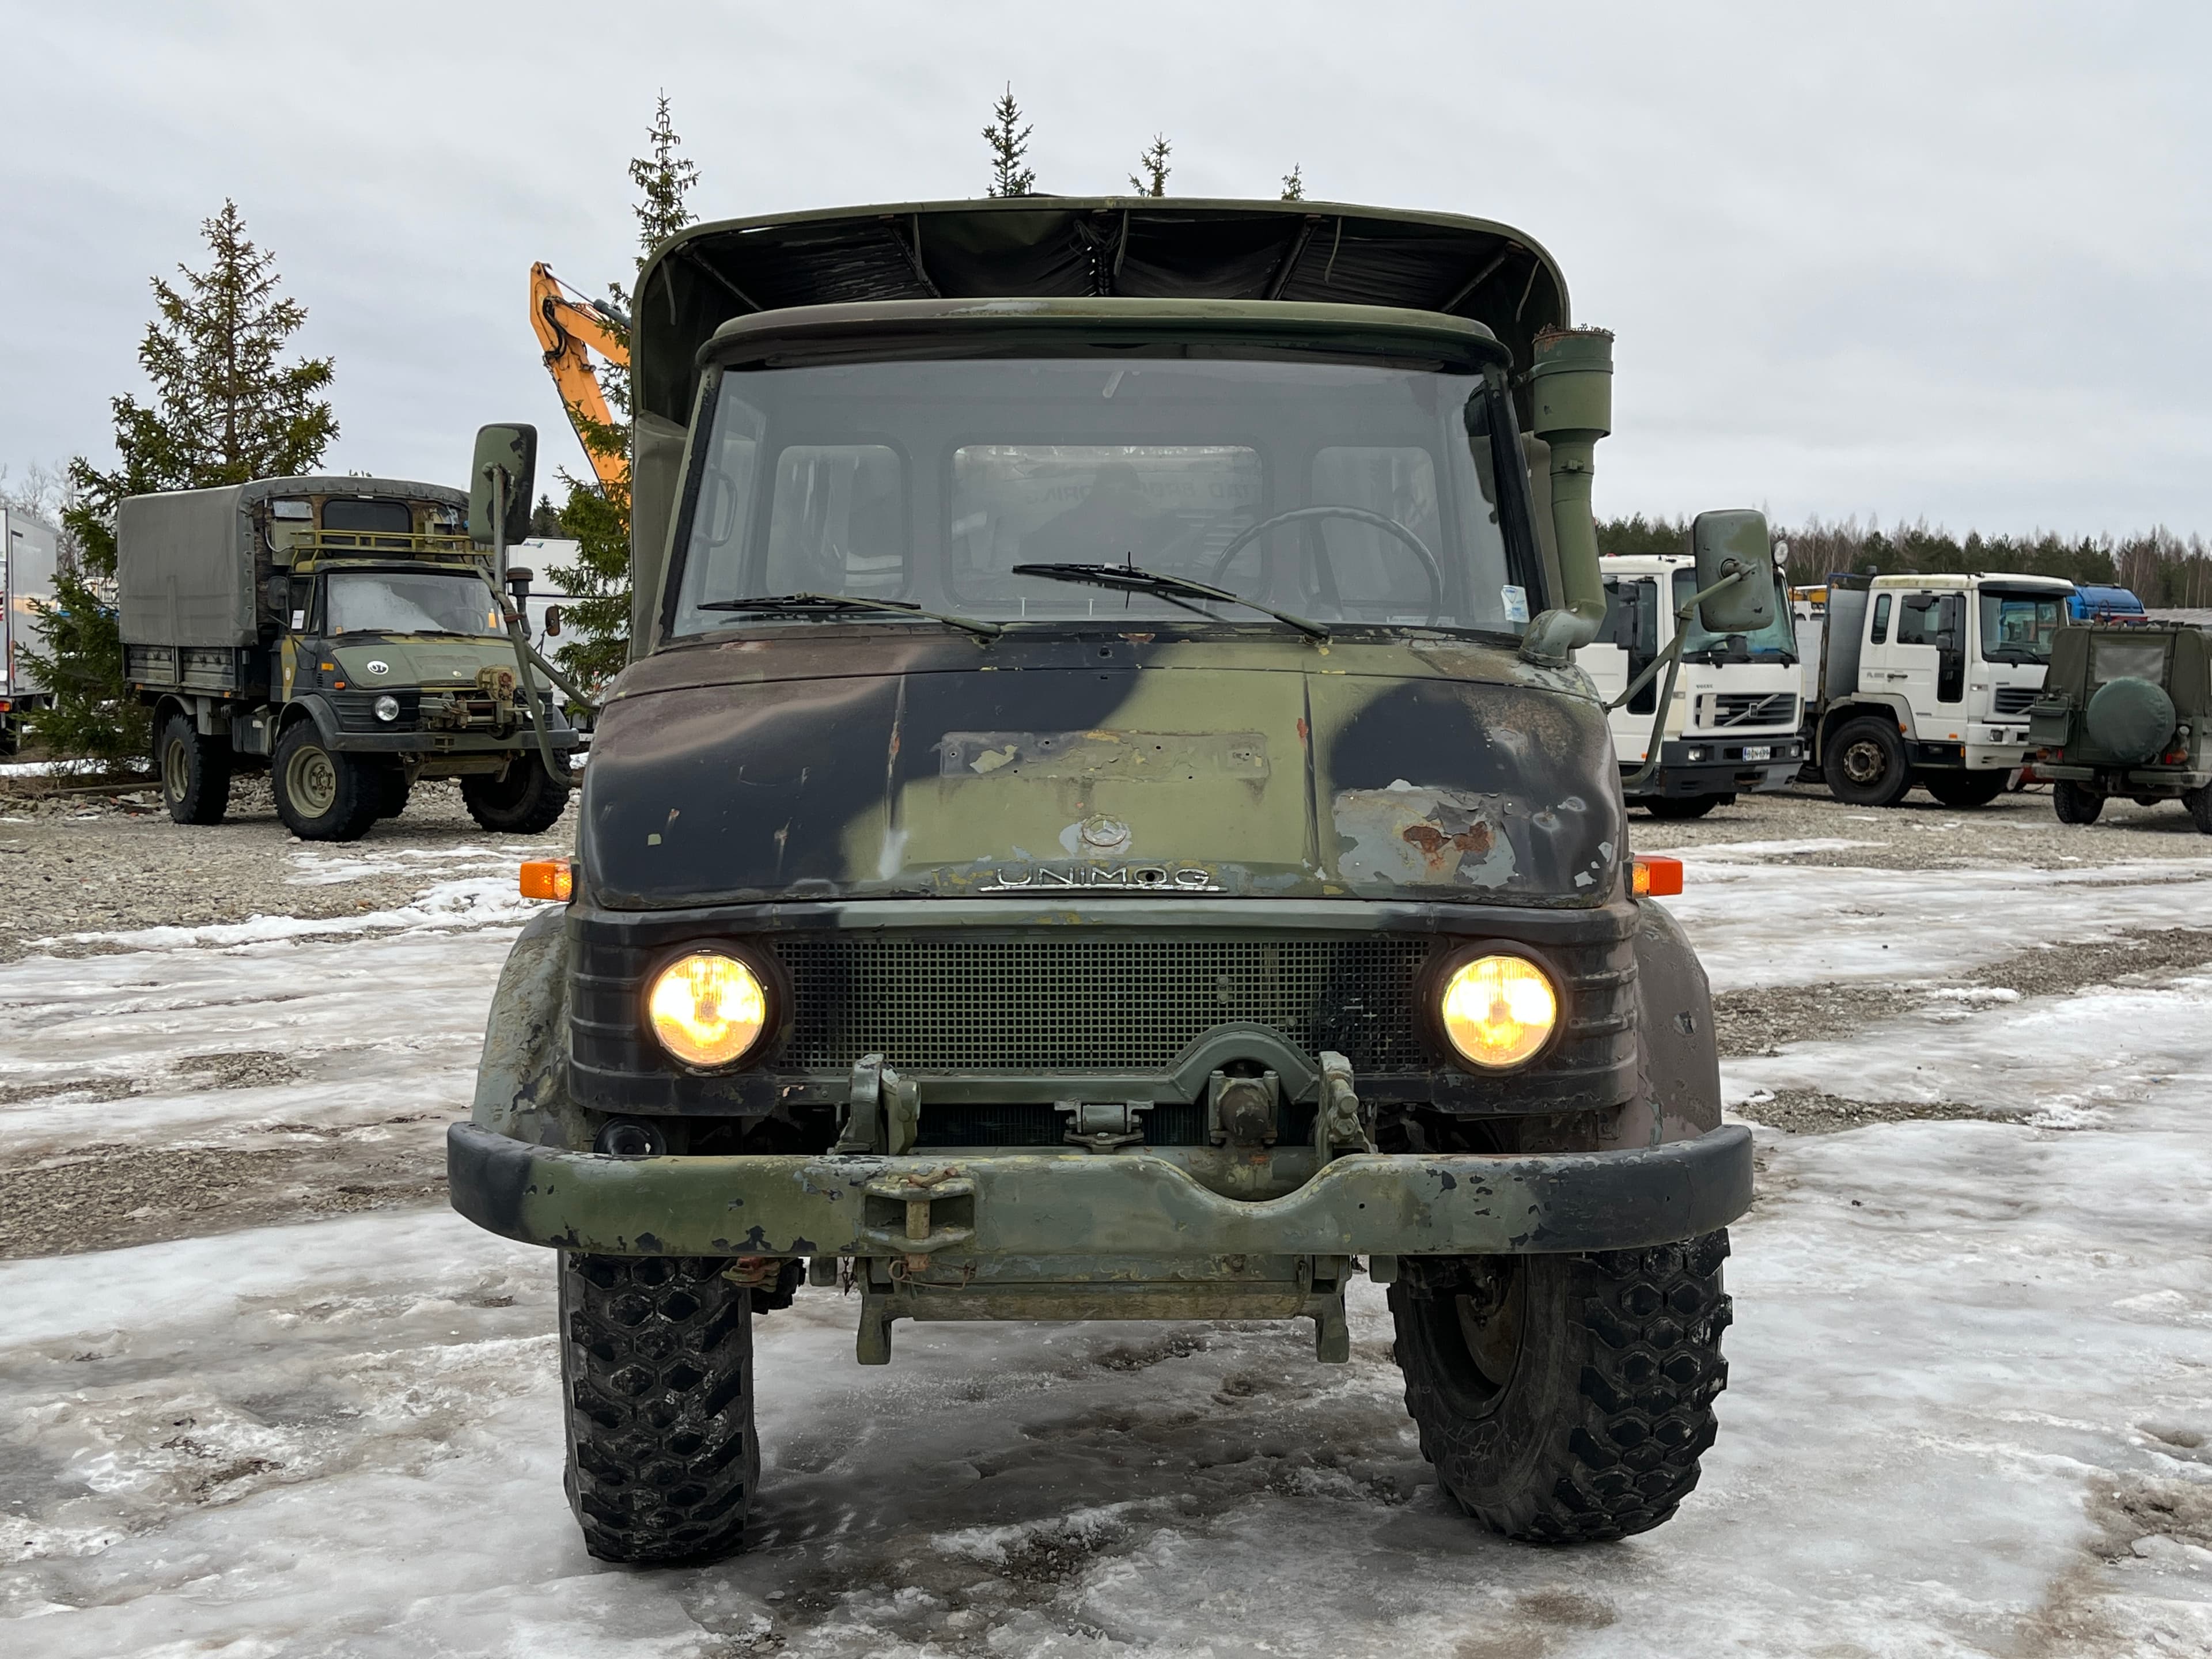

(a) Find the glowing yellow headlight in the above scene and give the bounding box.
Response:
[1440,954,1558,1070]
[646,950,769,1069]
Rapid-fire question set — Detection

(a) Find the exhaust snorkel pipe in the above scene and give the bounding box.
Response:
[1518,326,1614,666]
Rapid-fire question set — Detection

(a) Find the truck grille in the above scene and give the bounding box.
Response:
[1695,691,1798,729]
[1991,686,2039,715]
[768,934,1433,1073]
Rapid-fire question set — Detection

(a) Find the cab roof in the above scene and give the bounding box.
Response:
[632,198,1569,427]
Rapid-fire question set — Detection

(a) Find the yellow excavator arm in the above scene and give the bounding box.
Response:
[530,262,631,494]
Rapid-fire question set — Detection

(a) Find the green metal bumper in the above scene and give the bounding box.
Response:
[446,1121,1753,1259]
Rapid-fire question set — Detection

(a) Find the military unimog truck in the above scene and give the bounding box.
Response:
[1581,550,1805,817]
[448,199,1758,1565]
[1791,570,2072,806]
[2029,619,2212,830]
[118,475,582,840]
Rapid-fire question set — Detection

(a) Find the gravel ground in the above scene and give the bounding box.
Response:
[1631,779,2212,869]
[0,773,574,962]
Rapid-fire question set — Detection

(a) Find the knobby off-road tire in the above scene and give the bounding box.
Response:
[1823,716,1912,806]
[560,1252,759,1565]
[1922,769,2007,808]
[1391,1232,1732,1544]
[1643,794,1730,821]
[371,764,412,821]
[463,753,570,834]
[2052,780,2104,826]
[158,713,232,825]
[2187,785,2212,836]
[271,723,382,842]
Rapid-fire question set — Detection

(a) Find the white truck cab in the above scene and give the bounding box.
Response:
[1793,571,2071,806]
[1578,551,1806,819]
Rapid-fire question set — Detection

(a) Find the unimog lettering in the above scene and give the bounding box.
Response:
[448,196,1755,1568]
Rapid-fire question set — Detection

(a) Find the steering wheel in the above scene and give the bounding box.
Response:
[1205,505,1445,623]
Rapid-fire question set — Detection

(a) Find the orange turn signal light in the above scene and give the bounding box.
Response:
[519,857,574,902]
[1632,854,1684,898]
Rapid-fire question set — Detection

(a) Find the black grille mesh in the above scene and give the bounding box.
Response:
[768,934,1433,1073]
[1992,686,2039,715]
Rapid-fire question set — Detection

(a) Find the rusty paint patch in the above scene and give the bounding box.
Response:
[1333,782,1516,889]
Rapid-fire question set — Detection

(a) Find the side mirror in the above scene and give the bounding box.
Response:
[263,574,290,613]
[543,605,563,638]
[469,423,539,547]
[1691,509,1777,635]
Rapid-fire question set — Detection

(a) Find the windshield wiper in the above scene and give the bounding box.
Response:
[696,592,1001,639]
[1008,562,1330,642]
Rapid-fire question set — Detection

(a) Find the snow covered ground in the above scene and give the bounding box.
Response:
[3,844,2211,1656]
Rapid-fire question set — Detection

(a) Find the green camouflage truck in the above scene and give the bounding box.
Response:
[2029,619,2212,830]
[448,198,1759,1564]
[118,475,581,840]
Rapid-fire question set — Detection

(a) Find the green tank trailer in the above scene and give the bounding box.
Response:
[2029,619,2212,830]
[118,474,583,840]
[447,198,1760,1563]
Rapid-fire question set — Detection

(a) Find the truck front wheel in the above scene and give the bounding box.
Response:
[2186,785,2212,835]
[158,713,232,825]
[1390,1232,1732,1544]
[560,1252,758,1565]
[2052,781,2104,825]
[272,724,381,842]
[1823,717,1911,806]
[462,753,571,834]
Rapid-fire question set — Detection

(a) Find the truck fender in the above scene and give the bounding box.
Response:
[1631,897,1721,1141]
[278,694,344,747]
[1820,693,1914,749]
[471,906,588,1150]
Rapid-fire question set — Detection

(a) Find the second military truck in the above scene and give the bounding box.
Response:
[119,476,582,840]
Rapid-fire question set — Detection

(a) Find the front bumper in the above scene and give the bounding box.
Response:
[1625,738,1802,800]
[446,1120,1753,1259]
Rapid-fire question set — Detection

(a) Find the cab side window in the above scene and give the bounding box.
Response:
[1894,594,1945,647]
[1869,593,1891,643]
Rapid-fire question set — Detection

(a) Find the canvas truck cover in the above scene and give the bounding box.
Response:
[118,476,468,649]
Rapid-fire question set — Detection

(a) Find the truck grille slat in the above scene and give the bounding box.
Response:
[1695,691,1798,729]
[1991,687,2038,715]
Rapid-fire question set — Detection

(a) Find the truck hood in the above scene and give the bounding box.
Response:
[579,634,1623,911]
[329,637,522,688]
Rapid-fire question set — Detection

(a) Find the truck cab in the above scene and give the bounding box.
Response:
[119,477,582,840]
[446,198,1755,1567]
[1796,571,2072,806]
[1579,551,1804,817]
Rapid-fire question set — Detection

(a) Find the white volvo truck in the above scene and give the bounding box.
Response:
[1791,571,2072,806]
[1579,551,1805,819]
[1,506,60,755]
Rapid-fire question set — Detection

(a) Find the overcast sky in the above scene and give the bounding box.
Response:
[4,1,2206,538]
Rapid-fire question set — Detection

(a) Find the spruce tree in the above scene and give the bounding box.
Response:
[31,201,335,759]
[1129,134,1172,197]
[983,87,1037,197]
[1280,164,1305,202]
[545,94,699,691]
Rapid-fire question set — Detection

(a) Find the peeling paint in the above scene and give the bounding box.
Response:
[1332,782,1517,889]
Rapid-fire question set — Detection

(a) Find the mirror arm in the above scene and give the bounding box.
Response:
[1613,563,1747,790]
[483,463,569,781]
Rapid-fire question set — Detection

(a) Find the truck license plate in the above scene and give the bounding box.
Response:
[1742,746,1772,761]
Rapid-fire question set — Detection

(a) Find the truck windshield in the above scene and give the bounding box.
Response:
[1671,565,1797,662]
[1979,591,2066,664]
[325,571,502,637]
[669,355,1534,638]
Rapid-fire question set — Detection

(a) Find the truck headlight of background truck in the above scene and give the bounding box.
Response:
[1437,950,1560,1069]
[373,694,400,723]
[645,949,771,1069]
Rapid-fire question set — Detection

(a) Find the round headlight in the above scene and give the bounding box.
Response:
[1439,953,1559,1070]
[646,950,769,1069]
[373,694,400,723]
